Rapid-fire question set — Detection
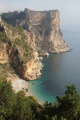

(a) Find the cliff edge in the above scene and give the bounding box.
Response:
[2,9,69,56]
[0,8,69,81]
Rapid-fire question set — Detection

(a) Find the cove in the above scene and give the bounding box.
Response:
[28,30,80,104]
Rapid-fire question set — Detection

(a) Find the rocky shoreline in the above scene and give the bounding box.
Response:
[0,8,70,102]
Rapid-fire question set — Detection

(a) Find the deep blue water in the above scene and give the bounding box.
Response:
[28,30,80,103]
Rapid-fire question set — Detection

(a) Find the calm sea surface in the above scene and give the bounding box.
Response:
[28,30,80,103]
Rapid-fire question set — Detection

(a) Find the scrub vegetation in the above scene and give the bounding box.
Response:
[0,76,80,120]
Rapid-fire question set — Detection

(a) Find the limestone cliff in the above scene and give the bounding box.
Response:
[0,8,69,81]
[0,17,43,81]
[2,9,69,55]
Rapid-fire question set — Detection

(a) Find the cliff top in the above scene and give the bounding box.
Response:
[2,8,59,14]
[24,8,59,12]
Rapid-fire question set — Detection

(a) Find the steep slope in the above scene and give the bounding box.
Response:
[0,8,69,81]
[0,17,43,81]
[2,8,69,55]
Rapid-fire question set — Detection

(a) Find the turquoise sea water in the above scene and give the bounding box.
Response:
[28,31,80,104]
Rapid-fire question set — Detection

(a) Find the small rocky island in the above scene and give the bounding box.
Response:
[0,8,69,82]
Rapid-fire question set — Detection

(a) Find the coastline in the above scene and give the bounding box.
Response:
[28,82,43,104]
[12,79,33,96]
[12,79,42,104]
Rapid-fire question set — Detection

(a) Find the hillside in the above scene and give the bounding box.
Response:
[0,16,42,81]
[0,8,69,81]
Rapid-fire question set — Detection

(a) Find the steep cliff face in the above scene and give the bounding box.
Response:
[24,52,43,80]
[0,17,43,81]
[0,8,69,81]
[24,9,69,53]
[2,9,69,55]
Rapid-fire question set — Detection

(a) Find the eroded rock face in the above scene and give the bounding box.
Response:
[0,9,69,81]
[2,9,69,54]
[6,45,43,80]
[0,50,9,64]
[0,17,43,81]
[25,9,69,53]
[24,52,43,80]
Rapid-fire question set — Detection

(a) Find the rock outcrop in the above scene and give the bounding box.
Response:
[0,49,9,64]
[0,8,69,81]
[24,51,43,80]
[0,17,43,81]
[2,8,69,55]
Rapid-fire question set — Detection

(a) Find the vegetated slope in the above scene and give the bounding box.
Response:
[0,77,80,120]
[0,17,42,81]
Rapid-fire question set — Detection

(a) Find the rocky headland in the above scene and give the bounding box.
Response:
[0,8,69,83]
